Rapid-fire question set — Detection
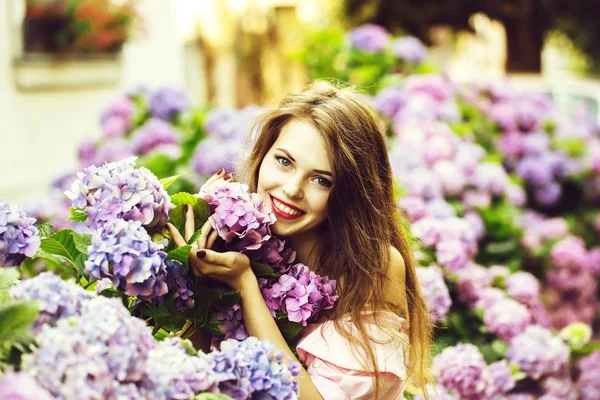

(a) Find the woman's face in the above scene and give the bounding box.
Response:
[257,118,334,238]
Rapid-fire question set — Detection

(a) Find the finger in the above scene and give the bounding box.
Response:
[196,218,214,249]
[207,230,219,250]
[196,249,235,267]
[200,168,226,192]
[184,204,195,242]
[167,223,186,247]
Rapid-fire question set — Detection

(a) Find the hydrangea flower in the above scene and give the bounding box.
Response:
[199,181,276,254]
[149,87,189,120]
[21,297,157,399]
[348,24,389,53]
[0,371,53,400]
[204,108,241,140]
[550,236,590,272]
[217,303,248,341]
[192,138,243,176]
[505,271,540,307]
[65,157,173,231]
[207,337,301,400]
[576,350,600,400]
[416,265,451,323]
[392,36,427,63]
[432,343,490,398]
[506,325,570,380]
[130,118,181,157]
[486,360,516,397]
[154,259,195,312]
[9,272,93,333]
[483,296,532,341]
[85,219,169,301]
[100,97,135,137]
[142,337,218,399]
[0,199,41,266]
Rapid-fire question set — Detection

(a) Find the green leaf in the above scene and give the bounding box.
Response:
[40,230,81,266]
[0,268,20,290]
[491,339,508,357]
[170,192,211,228]
[72,232,92,254]
[37,223,55,238]
[171,192,199,207]
[187,229,203,245]
[159,174,181,190]
[193,393,234,400]
[251,262,280,278]
[167,245,192,267]
[277,319,304,342]
[75,253,89,280]
[169,205,186,234]
[68,207,88,222]
[0,300,39,343]
[140,304,173,319]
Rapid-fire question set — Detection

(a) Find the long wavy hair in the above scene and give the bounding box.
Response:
[237,81,433,397]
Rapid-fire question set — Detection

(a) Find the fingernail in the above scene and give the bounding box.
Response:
[223,173,232,181]
[217,168,224,175]
[197,250,206,259]
[185,204,191,213]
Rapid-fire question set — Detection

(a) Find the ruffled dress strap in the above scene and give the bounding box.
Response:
[296,311,409,400]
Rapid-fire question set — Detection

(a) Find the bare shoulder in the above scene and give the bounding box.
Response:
[385,246,407,310]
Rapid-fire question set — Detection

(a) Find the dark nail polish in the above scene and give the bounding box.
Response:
[186,204,191,213]
[217,168,224,175]
[223,173,232,181]
[197,250,206,259]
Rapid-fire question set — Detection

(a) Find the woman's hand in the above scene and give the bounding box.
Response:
[165,169,256,291]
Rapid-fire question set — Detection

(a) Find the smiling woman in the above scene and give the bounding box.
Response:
[182,81,433,399]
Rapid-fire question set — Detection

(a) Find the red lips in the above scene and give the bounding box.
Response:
[270,195,304,220]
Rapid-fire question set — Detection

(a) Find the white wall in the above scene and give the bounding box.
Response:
[0,0,188,205]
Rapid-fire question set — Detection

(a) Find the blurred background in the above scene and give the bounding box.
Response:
[2,0,600,204]
[3,1,600,398]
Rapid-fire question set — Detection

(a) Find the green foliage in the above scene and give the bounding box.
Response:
[68,207,88,223]
[38,229,92,282]
[0,300,39,343]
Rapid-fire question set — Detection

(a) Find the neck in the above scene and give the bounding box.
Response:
[288,230,321,268]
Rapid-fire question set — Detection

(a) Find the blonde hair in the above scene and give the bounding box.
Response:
[237,81,433,397]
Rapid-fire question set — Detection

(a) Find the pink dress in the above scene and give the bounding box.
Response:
[296,312,409,400]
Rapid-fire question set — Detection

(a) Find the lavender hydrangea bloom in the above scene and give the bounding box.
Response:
[130,118,180,157]
[90,138,136,167]
[9,272,93,333]
[577,350,600,400]
[142,337,218,399]
[506,325,570,380]
[193,138,243,176]
[505,271,540,307]
[0,199,41,266]
[149,87,189,120]
[416,265,451,323]
[199,181,276,253]
[432,343,490,398]
[85,219,169,301]
[392,36,427,63]
[348,24,389,53]
[486,360,516,397]
[483,296,532,341]
[100,97,135,137]
[475,162,510,196]
[205,108,240,140]
[163,259,195,311]
[21,297,157,399]
[65,157,173,231]
[208,337,301,400]
[372,87,406,118]
[217,303,248,340]
[550,236,590,271]
[0,372,53,400]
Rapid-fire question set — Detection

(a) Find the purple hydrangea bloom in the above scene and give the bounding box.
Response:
[130,118,181,157]
[505,271,540,307]
[78,136,97,166]
[199,181,276,254]
[100,97,135,137]
[205,108,240,140]
[162,259,195,312]
[398,196,427,222]
[486,360,516,397]
[149,87,189,120]
[456,263,494,306]
[208,337,301,400]
[85,219,169,302]
[392,36,427,63]
[21,297,157,399]
[433,160,466,196]
[192,138,243,176]
[489,101,517,132]
[517,156,554,187]
[550,236,590,272]
[483,296,532,341]
[475,162,510,196]
[416,265,451,323]
[372,86,406,118]
[0,372,53,400]
[497,131,526,158]
[89,138,136,167]
[142,337,218,399]
[9,272,93,333]
[217,303,248,341]
[348,24,389,53]
[577,350,600,400]
[506,325,570,380]
[535,183,562,206]
[432,343,490,398]
[0,199,41,266]
[65,157,173,231]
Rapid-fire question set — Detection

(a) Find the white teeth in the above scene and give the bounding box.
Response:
[273,198,301,216]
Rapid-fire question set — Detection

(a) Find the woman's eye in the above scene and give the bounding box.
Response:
[314,177,333,188]
[276,156,291,167]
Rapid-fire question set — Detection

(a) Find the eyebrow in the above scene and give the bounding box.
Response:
[275,148,333,177]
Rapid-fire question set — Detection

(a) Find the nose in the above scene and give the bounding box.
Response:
[282,177,304,200]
